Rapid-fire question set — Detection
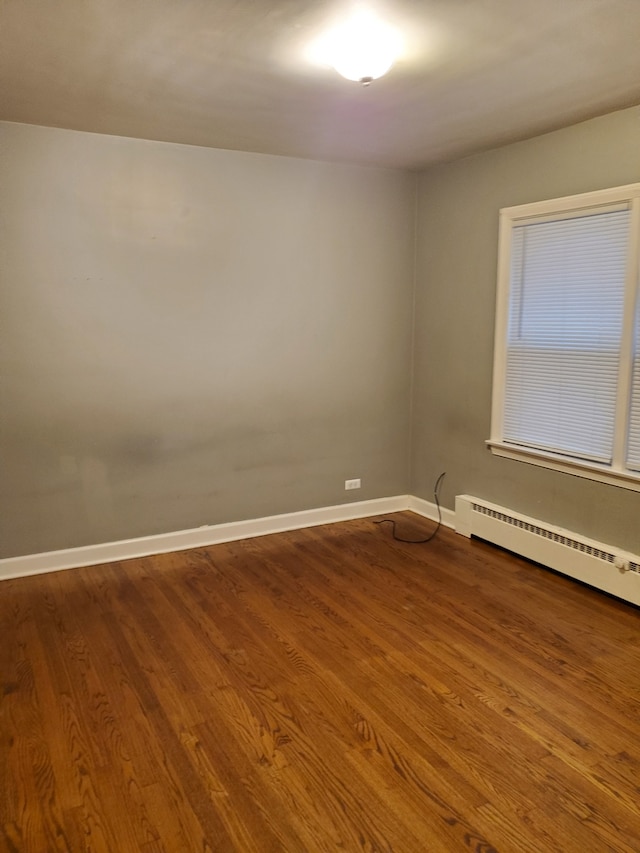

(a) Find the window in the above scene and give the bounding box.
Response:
[489,183,640,491]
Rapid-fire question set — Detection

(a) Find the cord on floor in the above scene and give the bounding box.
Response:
[374,472,446,543]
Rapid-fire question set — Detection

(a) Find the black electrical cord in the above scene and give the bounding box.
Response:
[374,472,446,543]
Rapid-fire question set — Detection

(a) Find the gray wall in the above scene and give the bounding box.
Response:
[4,106,640,560]
[0,122,415,557]
[411,105,640,552]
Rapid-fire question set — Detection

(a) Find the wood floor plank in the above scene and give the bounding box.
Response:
[2,513,640,852]
[143,555,444,851]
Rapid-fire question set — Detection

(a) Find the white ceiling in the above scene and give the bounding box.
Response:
[2,0,640,170]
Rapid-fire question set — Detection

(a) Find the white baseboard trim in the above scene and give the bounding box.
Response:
[407,495,456,529]
[0,495,416,582]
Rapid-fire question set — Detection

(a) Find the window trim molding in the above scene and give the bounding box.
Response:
[487,439,640,493]
[489,182,640,491]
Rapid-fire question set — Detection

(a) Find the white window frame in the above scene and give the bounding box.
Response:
[488,182,640,492]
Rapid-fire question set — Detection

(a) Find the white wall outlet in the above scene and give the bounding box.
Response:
[345,478,361,490]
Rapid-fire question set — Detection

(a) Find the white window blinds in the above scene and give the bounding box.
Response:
[627,294,640,471]
[503,207,631,463]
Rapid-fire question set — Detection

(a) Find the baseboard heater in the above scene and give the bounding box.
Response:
[455,495,640,606]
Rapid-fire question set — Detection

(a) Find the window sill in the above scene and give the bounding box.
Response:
[487,440,640,493]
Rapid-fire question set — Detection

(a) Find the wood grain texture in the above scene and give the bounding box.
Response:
[1,512,639,852]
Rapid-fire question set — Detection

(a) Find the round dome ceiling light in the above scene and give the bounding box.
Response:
[321,10,402,85]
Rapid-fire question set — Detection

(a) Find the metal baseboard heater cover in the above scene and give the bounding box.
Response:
[455,495,640,606]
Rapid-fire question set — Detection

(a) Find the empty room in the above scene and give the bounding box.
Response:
[1,1,640,851]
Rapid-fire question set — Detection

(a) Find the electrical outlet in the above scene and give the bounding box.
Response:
[345,478,361,490]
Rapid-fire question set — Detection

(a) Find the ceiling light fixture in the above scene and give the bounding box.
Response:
[317,9,401,85]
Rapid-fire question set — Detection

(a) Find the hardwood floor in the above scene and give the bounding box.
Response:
[1,512,639,852]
